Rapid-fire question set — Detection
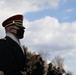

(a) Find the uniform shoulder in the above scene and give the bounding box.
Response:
[0,38,7,46]
[0,38,6,47]
[0,38,6,41]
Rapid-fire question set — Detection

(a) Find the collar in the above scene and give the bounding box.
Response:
[6,32,20,45]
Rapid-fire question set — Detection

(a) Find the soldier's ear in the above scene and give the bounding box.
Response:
[9,28,13,32]
[10,28,16,33]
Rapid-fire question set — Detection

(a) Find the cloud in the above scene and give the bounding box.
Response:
[0,0,68,27]
[63,64,68,71]
[0,0,71,27]
[0,0,67,15]
[21,16,76,60]
[64,8,74,13]
[23,16,76,49]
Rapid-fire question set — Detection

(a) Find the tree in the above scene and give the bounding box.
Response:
[37,50,50,60]
[52,55,64,70]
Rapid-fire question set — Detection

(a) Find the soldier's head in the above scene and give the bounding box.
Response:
[36,54,41,60]
[2,14,25,39]
[48,63,53,67]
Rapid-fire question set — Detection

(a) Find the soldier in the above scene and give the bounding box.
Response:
[47,63,55,75]
[32,54,44,75]
[56,67,65,75]
[0,14,26,75]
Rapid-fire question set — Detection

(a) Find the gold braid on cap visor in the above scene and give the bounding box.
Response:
[4,20,22,28]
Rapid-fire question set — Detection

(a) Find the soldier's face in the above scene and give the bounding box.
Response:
[11,26,25,39]
[37,56,41,60]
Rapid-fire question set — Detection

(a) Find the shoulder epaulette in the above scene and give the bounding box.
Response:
[0,38,6,40]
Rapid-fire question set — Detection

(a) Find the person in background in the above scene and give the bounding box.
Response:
[0,14,26,75]
[46,63,55,75]
[32,54,44,75]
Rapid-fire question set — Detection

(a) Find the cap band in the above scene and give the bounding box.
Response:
[4,20,22,28]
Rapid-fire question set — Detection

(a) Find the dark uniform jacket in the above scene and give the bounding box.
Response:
[47,67,55,75]
[32,60,44,75]
[0,36,26,75]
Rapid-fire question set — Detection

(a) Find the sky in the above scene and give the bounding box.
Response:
[0,0,76,74]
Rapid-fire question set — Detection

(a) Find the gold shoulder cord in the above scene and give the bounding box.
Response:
[0,38,6,40]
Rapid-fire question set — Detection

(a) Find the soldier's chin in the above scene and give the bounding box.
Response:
[19,36,24,39]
